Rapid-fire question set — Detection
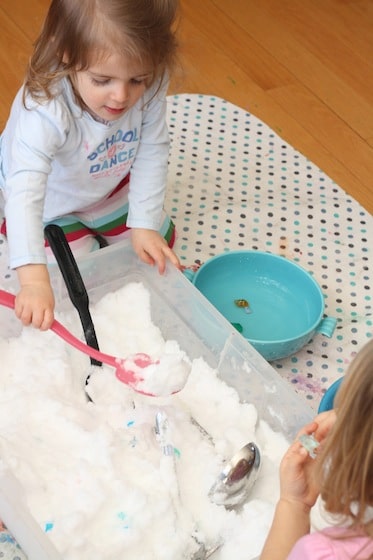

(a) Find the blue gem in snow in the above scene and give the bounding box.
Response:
[126,420,135,427]
[45,522,54,533]
[117,511,130,530]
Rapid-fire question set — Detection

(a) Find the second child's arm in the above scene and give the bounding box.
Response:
[260,421,321,560]
[16,264,55,330]
[260,498,312,560]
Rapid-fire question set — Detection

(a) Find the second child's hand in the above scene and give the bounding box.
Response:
[260,420,324,560]
[16,263,55,330]
[280,421,321,509]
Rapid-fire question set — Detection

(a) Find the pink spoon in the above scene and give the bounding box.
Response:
[0,288,157,396]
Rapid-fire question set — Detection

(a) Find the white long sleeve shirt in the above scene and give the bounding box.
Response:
[0,78,170,268]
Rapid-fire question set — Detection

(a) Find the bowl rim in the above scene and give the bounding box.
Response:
[318,377,343,413]
[192,250,325,345]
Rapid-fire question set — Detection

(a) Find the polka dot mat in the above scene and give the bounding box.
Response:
[165,94,372,410]
[0,94,371,412]
[0,522,27,559]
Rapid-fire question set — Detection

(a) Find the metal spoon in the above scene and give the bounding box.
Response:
[191,542,221,559]
[208,442,261,509]
[191,541,222,559]
[154,413,222,560]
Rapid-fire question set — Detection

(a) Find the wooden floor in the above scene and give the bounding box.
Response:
[1,0,372,214]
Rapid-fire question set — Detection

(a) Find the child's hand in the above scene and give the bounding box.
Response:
[131,228,181,274]
[279,421,320,510]
[313,409,337,441]
[15,264,55,330]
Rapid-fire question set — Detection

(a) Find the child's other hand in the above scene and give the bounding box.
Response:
[279,411,337,510]
[279,421,320,510]
[15,264,55,330]
[131,228,181,274]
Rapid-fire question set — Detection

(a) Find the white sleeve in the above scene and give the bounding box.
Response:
[126,80,170,230]
[2,97,68,268]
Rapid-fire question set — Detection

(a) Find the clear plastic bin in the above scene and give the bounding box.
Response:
[0,241,314,560]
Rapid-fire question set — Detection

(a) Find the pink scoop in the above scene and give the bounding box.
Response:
[0,288,156,395]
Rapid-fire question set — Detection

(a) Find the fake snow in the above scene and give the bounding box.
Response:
[0,282,289,559]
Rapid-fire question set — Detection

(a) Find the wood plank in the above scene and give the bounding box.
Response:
[171,15,373,214]
[0,11,33,128]
[179,0,372,211]
[303,0,373,63]
[263,0,373,97]
[0,0,48,40]
[211,0,373,140]
[178,0,294,91]
[269,83,373,206]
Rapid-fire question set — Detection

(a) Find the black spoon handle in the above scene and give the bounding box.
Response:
[44,224,102,366]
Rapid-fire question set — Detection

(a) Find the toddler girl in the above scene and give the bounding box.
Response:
[0,0,180,330]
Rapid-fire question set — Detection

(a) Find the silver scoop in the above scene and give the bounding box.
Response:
[191,542,221,559]
[154,412,222,560]
[208,442,261,509]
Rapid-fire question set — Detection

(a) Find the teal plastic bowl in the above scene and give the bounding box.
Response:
[188,251,336,361]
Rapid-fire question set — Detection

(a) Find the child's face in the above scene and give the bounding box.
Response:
[73,52,151,122]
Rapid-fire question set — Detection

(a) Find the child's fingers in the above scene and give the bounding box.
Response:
[295,421,318,440]
[313,410,336,441]
[162,246,181,268]
[284,422,320,461]
[137,248,155,266]
[40,308,54,331]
